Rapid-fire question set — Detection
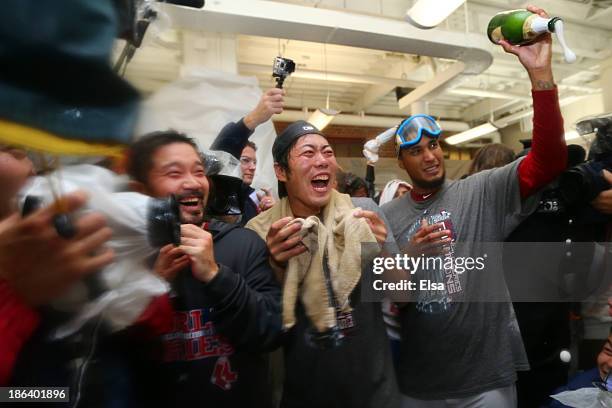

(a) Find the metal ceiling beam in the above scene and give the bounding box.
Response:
[351,84,396,113]
[351,60,421,112]
[274,110,470,131]
[239,63,422,87]
[461,98,525,122]
[449,88,531,101]
[397,62,466,109]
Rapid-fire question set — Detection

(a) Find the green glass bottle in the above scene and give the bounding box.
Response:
[487,9,576,63]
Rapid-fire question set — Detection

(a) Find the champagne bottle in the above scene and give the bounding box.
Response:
[487,9,576,63]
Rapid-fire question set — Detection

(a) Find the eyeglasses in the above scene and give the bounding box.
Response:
[395,114,442,153]
[239,156,257,166]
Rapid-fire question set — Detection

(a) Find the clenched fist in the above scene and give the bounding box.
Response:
[179,224,219,283]
[244,88,285,130]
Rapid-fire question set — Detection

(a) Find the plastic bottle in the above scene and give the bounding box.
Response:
[487,9,576,63]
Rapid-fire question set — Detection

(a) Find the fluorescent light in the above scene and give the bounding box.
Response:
[444,122,498,145]
[564,130,581,141]
[564,130,595,142]
[307,108,339,131]
[405,0,466,29]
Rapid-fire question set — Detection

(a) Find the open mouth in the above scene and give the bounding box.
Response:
[423,165,439,176]
[176,192,204,208]
[311,174,330,192]
[179,198,201,207]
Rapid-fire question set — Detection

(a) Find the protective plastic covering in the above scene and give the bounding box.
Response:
[363,127,397,163]
[18,164,169,339]
[204,149,241,179]
[550,388,612,408]
[135,68,278,195]
[204,149,244,216]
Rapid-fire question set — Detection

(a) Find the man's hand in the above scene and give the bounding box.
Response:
[0,191,114,306]
[179,224,219,283]
[154,244,190,282]
[243,88,285,130]
[353,209,387,245]
[409,219,452,257]
[266,217,307,265]
[258,188,276,212]
[498,5,554,90]
[591,170,612,214]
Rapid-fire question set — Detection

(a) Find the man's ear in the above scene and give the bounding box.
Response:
[274,163,287,182]
[129,180,147,194]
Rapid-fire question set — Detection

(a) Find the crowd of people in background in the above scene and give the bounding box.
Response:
[1,3,611,408]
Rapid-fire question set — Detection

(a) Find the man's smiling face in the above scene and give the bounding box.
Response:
[144,142,209,225]
[275,134,338,217]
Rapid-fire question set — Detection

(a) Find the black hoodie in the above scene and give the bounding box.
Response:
[154,221,282,408]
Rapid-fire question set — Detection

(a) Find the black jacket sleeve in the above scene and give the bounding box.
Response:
[199,229,282,352]
[209,118,254,159]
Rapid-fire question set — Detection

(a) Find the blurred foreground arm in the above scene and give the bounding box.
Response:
[0,191,114,385]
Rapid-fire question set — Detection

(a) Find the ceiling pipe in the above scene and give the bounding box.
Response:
[274,110,470,132]
[239,63,422,88]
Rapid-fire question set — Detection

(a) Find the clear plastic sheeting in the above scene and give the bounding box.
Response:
[136,68,278,195]
[363,127,397,163]
[550,388,612,408]
[18,164,169,339]
[206,149,242,179]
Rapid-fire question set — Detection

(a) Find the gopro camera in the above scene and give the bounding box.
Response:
[272,56,296,89]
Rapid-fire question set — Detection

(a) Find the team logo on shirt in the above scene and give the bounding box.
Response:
[405,210,462,314]
[211,356,238,390]
[163,309,235,362]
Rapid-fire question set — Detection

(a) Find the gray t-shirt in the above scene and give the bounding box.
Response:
[381,159,538,400]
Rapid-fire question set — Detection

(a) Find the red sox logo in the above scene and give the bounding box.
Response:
[211,356,238,390]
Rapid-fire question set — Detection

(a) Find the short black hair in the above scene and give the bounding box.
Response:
[127,130,199,184]
[273,121,327,198]
[244,140,257,152]
[275,137,302,198]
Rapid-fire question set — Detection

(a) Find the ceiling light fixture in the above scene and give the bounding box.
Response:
[308,107,339,131]
[307,43,340,130]
[444,122,498,145]
[405,0,466,29]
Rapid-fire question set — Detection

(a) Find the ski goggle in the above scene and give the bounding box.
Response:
[395,114,442,154]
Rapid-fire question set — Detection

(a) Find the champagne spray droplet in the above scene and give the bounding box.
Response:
[553,19,576,63]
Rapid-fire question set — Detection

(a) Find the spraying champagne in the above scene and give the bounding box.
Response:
[487,9,576,63]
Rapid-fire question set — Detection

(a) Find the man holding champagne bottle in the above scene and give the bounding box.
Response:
[382,5,569,408]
